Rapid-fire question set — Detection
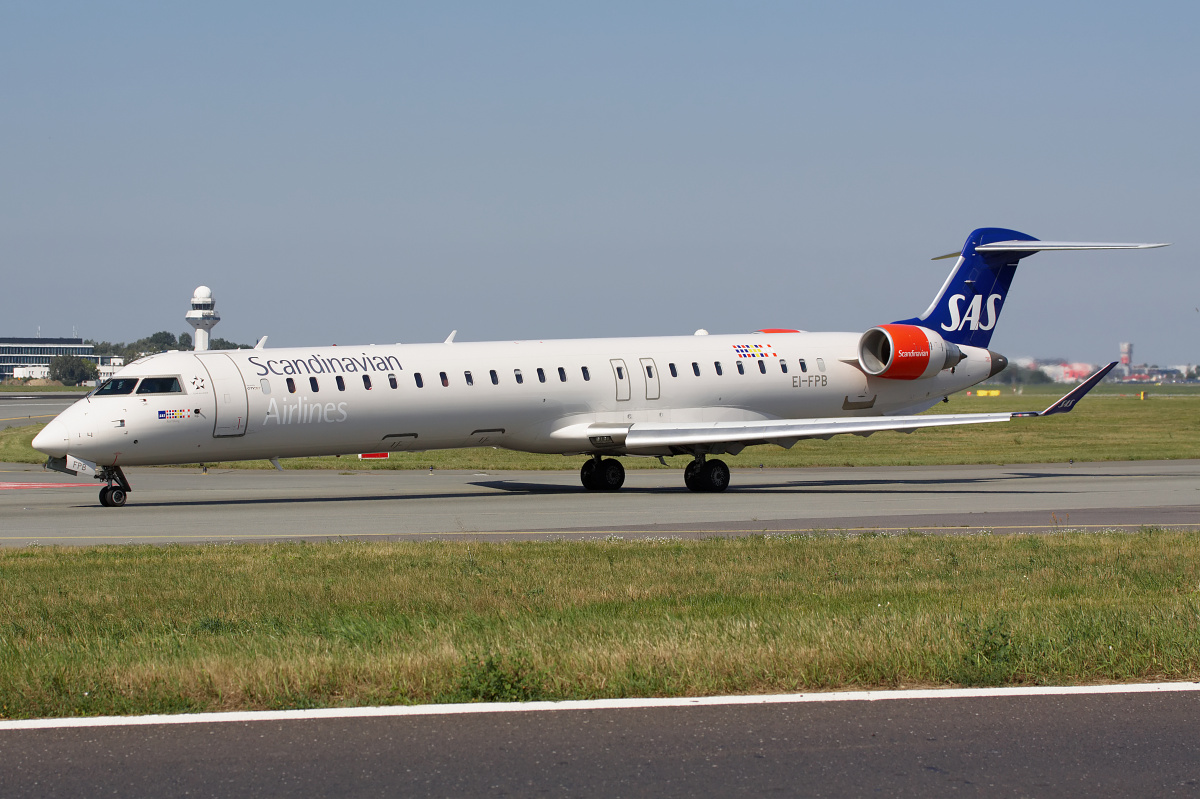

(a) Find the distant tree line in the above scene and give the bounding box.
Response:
[85,331,249,364]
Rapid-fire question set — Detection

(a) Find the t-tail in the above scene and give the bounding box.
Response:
[893,227,1169,350]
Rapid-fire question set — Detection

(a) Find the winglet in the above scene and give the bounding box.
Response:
[1012,362,1118,418]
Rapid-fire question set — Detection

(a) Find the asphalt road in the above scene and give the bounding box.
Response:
[4,688,1199,797]
[1,458,1197,546]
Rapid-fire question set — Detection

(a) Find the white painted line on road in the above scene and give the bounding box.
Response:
[3,682,1199,731]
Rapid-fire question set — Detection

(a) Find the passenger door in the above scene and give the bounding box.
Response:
[610,359,631,402]
[640,358,660,400]
[197,353,249,437]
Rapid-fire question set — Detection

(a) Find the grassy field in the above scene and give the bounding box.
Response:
[2,531,1199,719]
[0,384,89,393]
[3,385,1197,469]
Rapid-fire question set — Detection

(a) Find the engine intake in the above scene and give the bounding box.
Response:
[858,324,964,380]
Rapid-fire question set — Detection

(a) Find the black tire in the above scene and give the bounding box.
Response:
[99,487,112,507]
[701,459,730,492]
[684,460,704,492]
[107,487,128,507]
[598,458,625,490]
[580,459,600,490]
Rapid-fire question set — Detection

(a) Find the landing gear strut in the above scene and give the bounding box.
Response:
[580,455,625,491]
[97,466,131,508]
[684,456,730,493]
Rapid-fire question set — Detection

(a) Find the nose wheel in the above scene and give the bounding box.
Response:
[99,486,127,507]
[96,466,132,508]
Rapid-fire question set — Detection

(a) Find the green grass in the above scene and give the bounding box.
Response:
[0,384,90,392]
[3,532,1199,718]
[4,387,1199,469]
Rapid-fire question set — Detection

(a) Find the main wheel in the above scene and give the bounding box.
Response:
[700,459,730,492]
[580,459,600,490]
[597,458,625,490]
[684,460,704,492]
[107,487,128,507]
[99,487,112,507]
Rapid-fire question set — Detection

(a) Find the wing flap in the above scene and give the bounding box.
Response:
[617,363,1115,452]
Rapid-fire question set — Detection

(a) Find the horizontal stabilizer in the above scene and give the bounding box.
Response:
[975,241,1169,253]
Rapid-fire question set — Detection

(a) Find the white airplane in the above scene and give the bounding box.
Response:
[33,227,1167,507]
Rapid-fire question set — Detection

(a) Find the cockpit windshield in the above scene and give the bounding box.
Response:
[94,378,139,396]
[136,377,183,394]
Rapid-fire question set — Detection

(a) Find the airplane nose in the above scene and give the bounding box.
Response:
[32,418,70,458]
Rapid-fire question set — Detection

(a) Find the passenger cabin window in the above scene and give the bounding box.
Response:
[335,375,346,391]
[692,362,700,376]
[780,360,788,374]
[669,363,678,378]
[490,369,499,385]
[95,378,139,396]
[557,367,566,382]
[440,372,449,387]
[388,373,398,389]
[287,377,296,393]
[414,373,424,388]
[799,359,808,373]
[464,371,474,386]
[310,376,320,392]
[758,360,766,374]
[714,362,723,376]
[737,361,745,375]
[260,379,271,394]
[363,374,372,390]
[136,377,182,394]
[514,368,524,384]
[582,366,590,381]
[816,358,826,372]
[616,366,624,380]
[645,365,653,378]
[537,368,546,383]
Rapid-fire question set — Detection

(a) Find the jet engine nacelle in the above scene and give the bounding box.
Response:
[858,324,965,380]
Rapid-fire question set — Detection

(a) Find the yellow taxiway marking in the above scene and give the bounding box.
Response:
[0,414,55,422]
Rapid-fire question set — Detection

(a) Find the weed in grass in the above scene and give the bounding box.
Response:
[452,652,549,702]
[955,616,1014,686]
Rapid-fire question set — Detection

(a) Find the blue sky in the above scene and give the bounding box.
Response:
[3,3,1196,364]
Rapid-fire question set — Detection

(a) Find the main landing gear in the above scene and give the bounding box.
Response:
[581,455,626,491]
[578,454,731,492]
[97,466,132,508]
[684,456,730,493]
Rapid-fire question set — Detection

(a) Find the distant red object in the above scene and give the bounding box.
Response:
[358,452,389,459]
[755,328,801,334]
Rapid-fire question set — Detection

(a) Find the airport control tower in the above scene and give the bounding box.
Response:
[185,286,220,351]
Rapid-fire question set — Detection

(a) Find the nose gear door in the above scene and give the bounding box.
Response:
[196,353,249,437]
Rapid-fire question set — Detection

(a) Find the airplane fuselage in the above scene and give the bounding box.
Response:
[38,330,998,468]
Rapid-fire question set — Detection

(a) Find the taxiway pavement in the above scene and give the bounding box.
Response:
[1,458,1197,546]
[0,394,79,430]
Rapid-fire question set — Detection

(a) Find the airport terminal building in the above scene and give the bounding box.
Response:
[0,337,121,381]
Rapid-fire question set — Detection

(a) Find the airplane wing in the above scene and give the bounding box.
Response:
[612,362,1117,452]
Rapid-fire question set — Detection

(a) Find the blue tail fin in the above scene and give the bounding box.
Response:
[894,227,1039,349]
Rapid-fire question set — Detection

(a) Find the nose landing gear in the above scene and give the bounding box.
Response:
[97,466,131,507]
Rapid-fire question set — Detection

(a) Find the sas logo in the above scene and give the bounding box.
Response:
[158,410,192,420]
[942,294,1002,332]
